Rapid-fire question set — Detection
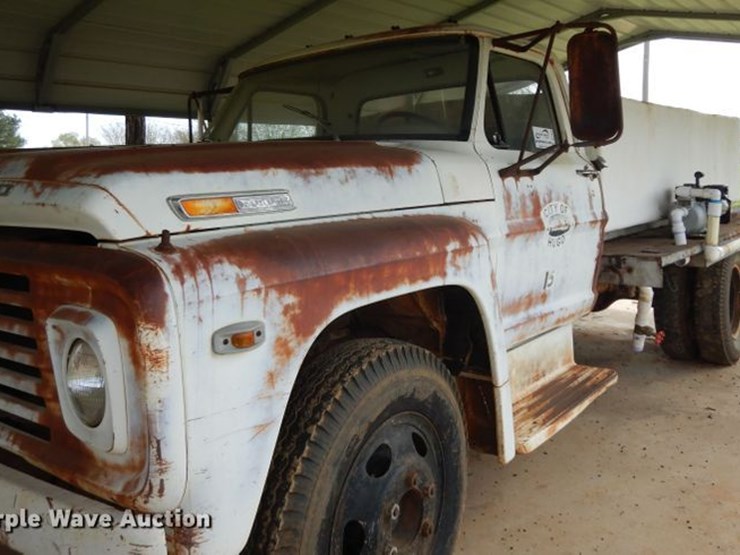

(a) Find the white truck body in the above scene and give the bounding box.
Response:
[603,98,740,234]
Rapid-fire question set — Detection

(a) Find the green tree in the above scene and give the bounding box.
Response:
[51,132,100,147]
[0,111,26,148]
[101,121,189,145]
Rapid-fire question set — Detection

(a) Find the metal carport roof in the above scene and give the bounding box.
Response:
[0,0,738,117]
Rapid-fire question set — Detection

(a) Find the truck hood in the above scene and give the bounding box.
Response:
[0,141,443,241]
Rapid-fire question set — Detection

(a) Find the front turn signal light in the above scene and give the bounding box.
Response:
[179,197,238,217]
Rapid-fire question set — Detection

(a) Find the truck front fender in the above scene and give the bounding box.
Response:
[144,213,513,553]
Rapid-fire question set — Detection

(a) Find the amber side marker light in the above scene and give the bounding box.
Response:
[212,322,265,354]
[231,330,256,349]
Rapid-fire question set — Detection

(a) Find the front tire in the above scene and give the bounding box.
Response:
[695,254,740,365]
[245,339,467,555]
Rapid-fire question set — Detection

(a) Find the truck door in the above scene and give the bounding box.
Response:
[478,50,606,346]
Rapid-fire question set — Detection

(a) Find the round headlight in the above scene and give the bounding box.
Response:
[66,339,106,427]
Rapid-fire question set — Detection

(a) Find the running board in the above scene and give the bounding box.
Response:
[513,365,617,454]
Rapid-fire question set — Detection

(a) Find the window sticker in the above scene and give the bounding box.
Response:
[532,126,555,149]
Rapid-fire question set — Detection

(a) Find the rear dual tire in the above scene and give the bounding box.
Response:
[654,254,740,366]
[653,264,698,361]
[694,253,740,365]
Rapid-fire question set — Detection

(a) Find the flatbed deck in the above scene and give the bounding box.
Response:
[599,215,740,287]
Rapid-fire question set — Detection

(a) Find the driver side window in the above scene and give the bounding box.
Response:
[485,52,561,152]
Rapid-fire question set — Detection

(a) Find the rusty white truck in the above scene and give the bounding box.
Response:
[0,21,739,555]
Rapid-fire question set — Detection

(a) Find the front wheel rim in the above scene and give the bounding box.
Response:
[332,412,446,555]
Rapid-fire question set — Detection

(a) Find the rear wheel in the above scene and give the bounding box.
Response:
[695,254,740,365]
[653,265,698,360]
[245,338,467,555]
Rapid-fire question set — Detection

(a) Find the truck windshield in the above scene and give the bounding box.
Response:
[210,36,478,142]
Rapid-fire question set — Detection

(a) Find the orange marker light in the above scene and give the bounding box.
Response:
[212,321,264,354]
[230,330,256,350]
[180,197,238,218]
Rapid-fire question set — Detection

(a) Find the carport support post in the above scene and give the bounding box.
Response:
[125,115,146,145]
[642,41,651,102]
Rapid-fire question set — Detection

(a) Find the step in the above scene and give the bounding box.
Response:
[513,364,617,454]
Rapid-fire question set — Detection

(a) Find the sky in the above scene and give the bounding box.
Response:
[7,38,740,148]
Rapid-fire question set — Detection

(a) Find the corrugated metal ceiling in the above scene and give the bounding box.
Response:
[0,0,738,116]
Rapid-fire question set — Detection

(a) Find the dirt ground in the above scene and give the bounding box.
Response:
[457,301,740,555]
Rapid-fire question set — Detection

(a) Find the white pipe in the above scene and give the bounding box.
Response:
[705,236,740,266]
[675,186,722,201]
[633,287,654,353]
[670,207,689,246]
[706,199,722,246]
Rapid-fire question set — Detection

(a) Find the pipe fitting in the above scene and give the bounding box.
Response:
[705,237,740,266]
[670,207,689,247]
[633,287,654,353]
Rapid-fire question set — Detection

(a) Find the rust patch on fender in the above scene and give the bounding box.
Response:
[157,215,486,380]
[456,372,496,455]
[166,525,205,554]
[0,142,422,184]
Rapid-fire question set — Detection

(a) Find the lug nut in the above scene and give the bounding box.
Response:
[385,546,398,555]
[389,503,400,521]
[421,519,434,537]
[424,484,436,498]
[406,472,420,489]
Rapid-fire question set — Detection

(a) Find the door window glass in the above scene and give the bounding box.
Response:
[486,53,561,151]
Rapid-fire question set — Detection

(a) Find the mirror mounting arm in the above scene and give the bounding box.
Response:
[493,21,622,179]
[515,23,557,169]
[499,143,569,179]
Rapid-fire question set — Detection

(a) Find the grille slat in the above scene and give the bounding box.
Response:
[0,271,51,443]
[0,343,36,368]
[0,290,32,308]
[0,409,50,441]
[0,392,44,424]
[0,370,41,397]
[0,314,34,337]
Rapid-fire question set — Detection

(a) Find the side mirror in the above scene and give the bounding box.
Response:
[567,28,623,144]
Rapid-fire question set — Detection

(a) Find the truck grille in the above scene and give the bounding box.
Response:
[0,272,50,441]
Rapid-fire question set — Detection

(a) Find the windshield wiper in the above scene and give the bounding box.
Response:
[282,104,340,141]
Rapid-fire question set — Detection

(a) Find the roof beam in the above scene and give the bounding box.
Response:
[619,29,740,51]
[209,0,339,92]
[35,0,106,108]
[576,8,740,24]
[442,0,504,23]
